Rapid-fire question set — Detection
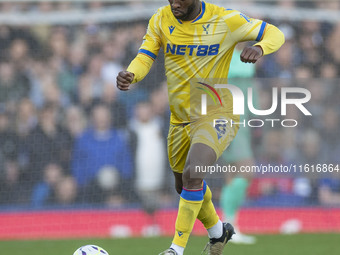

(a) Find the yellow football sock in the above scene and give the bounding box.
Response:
[172,188,204,248]
[197,181,219,229]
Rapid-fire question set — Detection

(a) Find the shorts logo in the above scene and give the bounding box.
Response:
[178,231,183,237]
[214,119,227,140]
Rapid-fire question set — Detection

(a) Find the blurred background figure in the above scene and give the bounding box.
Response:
[249,130,295,207]
[72,104,134,205]
[318,107,340,163]
[26,104,71,192]
[63,105,87,140]
[0,108,18,163]
[0,160,26,205]
[31,163,64,207]
[101,83,128,129]
[130,102,166,214]
[318,171,340,206]
[293,130,320,205]
[54,175,78,206]
[0,61,30,113]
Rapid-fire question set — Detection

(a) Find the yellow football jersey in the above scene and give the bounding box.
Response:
[128,1,281,125]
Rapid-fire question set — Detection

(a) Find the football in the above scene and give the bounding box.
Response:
[73,245,109,255]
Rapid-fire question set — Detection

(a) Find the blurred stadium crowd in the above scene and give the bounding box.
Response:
[0,1,339,209]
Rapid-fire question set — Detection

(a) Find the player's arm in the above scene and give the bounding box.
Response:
[225,11,285,64]
[117,12,161,91]
[241,24,285,63]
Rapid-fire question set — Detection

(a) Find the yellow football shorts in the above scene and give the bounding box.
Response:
[167,112,240,173]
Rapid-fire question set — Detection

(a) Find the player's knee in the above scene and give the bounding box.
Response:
[183,179,203,190]
[182,169,203,190]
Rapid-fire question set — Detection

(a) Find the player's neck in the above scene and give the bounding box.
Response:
[181,1,201,21]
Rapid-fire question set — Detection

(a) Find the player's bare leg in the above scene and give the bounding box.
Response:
[174,172,183,195]
[182,143,216,188]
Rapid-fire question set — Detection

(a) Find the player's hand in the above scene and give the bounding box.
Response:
[240,46,263,64]
[116,71,135,91]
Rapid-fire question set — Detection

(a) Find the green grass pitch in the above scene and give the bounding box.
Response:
[1,234,339,255]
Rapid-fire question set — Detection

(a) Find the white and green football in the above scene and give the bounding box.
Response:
[73,245,109,255]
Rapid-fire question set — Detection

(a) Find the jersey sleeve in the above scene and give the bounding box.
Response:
[127,11,162,83]
[138,11,162,61]
[223,10,268,43]
[254,24,285,55]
